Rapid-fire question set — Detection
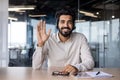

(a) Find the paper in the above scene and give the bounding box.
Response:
[75,71,113,78]
[86,71,113,78]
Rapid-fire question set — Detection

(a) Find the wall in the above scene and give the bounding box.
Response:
[0,0,8,67]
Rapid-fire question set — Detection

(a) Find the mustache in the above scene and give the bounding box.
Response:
[61,27,71,30]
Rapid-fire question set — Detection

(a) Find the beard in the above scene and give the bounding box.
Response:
[58,27,73,37]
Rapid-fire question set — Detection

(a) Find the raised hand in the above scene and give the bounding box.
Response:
[37,20,51,47]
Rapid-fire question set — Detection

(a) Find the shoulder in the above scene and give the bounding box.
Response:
[72,32,86,39]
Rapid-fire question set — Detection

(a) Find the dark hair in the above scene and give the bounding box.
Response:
[55,7,76,30]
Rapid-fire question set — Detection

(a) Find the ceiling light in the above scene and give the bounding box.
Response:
[8,17,18,21]
[112,15,115,18]
[8,5,35,11]
[75,19,86,22]
[79,10,98,18]
[29,14,47,17]
[96,12,99,15]
[15,10,26,12]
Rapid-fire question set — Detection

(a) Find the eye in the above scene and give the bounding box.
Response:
[68,20,73,24]
[60,20,65,24]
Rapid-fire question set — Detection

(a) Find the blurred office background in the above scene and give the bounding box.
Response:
[0,0,120,68]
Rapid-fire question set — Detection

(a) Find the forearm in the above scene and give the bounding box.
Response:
[73,58,94,71]
[76,48,94,71]
[32,47,45,70]
[75,35,94,71]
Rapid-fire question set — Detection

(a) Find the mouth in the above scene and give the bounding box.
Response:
[62,29,71,33]
[59,28,72,37]
[62,28,70,31]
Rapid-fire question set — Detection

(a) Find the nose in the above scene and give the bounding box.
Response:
[63,22,68,27]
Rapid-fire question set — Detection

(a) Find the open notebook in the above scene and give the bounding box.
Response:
[75,71,113,78]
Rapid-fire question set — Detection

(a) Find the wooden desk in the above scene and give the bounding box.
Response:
[0,67,120,80]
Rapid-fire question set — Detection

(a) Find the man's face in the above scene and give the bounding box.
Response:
[58,15,74,37]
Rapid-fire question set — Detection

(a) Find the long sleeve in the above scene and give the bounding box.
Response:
[32,45,48,70]
[73,36,94,71]
[32,33,94,70]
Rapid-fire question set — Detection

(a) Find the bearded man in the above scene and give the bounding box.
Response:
[32,7,94,74]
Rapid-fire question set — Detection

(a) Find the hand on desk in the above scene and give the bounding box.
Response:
[52,64,78,76]
[62,64,78,75]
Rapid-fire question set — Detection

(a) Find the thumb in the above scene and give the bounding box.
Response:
[47,29,51,37]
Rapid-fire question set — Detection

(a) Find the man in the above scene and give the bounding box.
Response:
[32,7,94,74]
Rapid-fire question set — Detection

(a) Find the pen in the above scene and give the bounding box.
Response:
[96,71,100,75]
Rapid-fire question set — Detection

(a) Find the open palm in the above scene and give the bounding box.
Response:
[37,20,51,47]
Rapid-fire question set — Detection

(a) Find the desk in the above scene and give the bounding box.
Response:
[0,67,120,80]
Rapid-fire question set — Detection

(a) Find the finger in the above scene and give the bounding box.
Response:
[62,65,71,72]
[37,22,41,32]
[43,21,46,33]
[37,22,42,40]
[64,64,71,70]
[64,66,73,73]
[47,29,51,37]
[62,66,68,72]
[40,20,43,30]
[37,23,40,35]
[40,20,44,35]
[37,30,41,38]
[70,69,78,76]
[64,65,77,73]
[38,21,42,33]
[37,29,41,42]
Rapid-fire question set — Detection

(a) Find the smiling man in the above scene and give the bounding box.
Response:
[32,7,94,74]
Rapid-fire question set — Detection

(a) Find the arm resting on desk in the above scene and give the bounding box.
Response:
[73,36,94,71]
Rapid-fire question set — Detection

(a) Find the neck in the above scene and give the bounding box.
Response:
[58,33,70,42]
